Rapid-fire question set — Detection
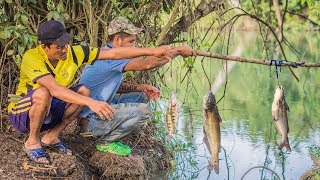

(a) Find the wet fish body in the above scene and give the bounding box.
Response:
[272,86,291,151]
[203,91,222,174]
[165,92,179,140]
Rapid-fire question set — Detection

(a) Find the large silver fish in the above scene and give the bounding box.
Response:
[203,91,222,174]
[165,92,179,140]
[272,86,291,151]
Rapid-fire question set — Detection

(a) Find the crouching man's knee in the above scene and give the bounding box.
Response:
[32,87,52,106]
[136,103,150,124]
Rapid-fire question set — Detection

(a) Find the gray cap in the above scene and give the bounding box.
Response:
[108,17,143,35]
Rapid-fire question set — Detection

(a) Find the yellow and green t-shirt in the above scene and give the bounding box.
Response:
[8,45,100,112]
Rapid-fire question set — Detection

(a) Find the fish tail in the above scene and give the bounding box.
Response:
[278,138,291,152]
[214,163,219,174]
[207,163,219,174]
[207,164,214,172]
[167,134,172,141]
[208,159,219,174]
[285,143,292,152]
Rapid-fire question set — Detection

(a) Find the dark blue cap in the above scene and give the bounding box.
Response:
[37,20,73,46]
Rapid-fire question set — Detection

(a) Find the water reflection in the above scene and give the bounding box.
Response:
[155,31,320,179]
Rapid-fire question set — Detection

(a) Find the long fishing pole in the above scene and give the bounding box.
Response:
[195,50,320,68]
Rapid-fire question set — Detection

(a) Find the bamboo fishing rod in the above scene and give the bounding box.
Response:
[195,50,320,68]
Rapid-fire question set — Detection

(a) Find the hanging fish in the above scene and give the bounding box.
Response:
[272,86,291,151]
[165,92,179,140]
[203,91,222,174]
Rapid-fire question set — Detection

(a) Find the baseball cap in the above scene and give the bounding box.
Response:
[107,17,143,35]
[37,20,73,46]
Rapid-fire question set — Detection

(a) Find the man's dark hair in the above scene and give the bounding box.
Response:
[43,43,53,48]
[107,32,131,42]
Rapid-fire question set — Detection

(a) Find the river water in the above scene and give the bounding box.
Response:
[154,30,320,180]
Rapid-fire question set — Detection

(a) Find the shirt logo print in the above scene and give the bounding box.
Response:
[61,69,69,79]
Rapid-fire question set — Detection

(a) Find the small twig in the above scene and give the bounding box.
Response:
[241,165,281,180]
[22,162,58,171]
[286,10,320,27]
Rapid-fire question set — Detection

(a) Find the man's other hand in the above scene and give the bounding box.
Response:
[152,45,172,58]
[88,100,115,120]
[177,45,197,57]
[143,85,160,100]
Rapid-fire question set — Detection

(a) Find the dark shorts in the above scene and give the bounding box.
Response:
[9,85,83,133]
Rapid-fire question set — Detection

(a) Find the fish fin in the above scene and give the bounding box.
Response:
[214,163,219,174]
[207,162,219,174]
[272,112,278,122]
[217,115,222,123]
[285,143,292,152]
[274,124,280,132]
[203,110,209,119]
[167,134,172,141]
[203,129,212,155]
[213,105,222,123]
[285,100,290,112]
[277,101,281,109]
[278,138,291,152]
[207,164,213,172]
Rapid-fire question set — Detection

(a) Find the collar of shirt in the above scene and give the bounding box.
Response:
[106,43,114,49]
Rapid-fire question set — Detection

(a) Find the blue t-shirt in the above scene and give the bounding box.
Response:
[79,44,131,118]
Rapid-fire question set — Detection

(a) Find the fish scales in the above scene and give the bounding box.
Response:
[272,86,291,151]
[203,91,222,174]
[165,92,179,140]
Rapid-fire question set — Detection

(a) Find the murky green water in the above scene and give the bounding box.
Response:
[155,30,320,179]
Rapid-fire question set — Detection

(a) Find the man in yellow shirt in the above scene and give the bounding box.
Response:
[8,20,171,164]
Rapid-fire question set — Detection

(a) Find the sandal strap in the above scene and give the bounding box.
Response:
[29,148,48,158]
[24,147,49,163]
[50,141,70,154]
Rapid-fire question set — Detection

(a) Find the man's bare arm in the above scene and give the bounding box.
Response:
[117,82,144,93]
[98,46,171,60]
[123,45,196,71]
[37,75,115,120]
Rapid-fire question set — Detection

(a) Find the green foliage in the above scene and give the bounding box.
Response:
[150,107,198,177]
[309,145,320,160]
[301,0,320,24]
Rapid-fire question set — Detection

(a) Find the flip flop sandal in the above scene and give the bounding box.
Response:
[115,141,130,149]
[23,147,50,164]
[43,141,72,155]
[96,142,131,156]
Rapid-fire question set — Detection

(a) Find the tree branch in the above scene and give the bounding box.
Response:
[160,0,223,45]
[156,0,180,45]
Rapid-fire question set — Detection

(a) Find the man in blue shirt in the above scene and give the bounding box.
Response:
[79,17,195,154]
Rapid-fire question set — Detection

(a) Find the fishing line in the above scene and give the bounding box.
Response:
[223,124,235,156]
[302,67,311,96]
[222,146,236,180]
[261,120,273,178]
[290,123,308,150]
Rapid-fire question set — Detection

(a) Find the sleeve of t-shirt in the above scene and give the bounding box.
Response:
[99,46,131,72]
[21,51,51,83]
[70,45,100,66]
